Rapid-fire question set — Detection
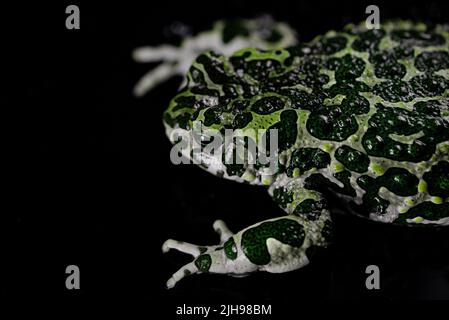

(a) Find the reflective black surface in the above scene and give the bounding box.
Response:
[8,0,449,309]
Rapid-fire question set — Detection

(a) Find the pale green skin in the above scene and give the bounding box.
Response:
[161,21,449,289]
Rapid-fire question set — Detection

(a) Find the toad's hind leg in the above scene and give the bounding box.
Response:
[162,184,332,289]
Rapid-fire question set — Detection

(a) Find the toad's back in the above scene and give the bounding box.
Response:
[164,21,449,225]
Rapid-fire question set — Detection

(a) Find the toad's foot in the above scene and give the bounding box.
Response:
[162,219,235,289]
[162,213,331,289]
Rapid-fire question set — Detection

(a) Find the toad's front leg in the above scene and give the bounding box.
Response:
[162,192,331,289]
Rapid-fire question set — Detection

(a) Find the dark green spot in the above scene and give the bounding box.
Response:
[395,202,449,224]
[286,148,331,177]
[357,167,419,216]
[335,145,370,173]
[415,51,449,72]
[272,187,293,209]
[267,110,298,152]
[195,254,212,272]
[423,161,449,198]
[293,199,328,221]
[231,112,253,129]
[224,238,238,260]
[251,96,285,115]
[241,219,305,265]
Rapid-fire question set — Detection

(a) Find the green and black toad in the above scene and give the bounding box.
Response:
[161,21,449,289]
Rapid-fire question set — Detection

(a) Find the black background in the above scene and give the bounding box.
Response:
[7,0,449,311]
